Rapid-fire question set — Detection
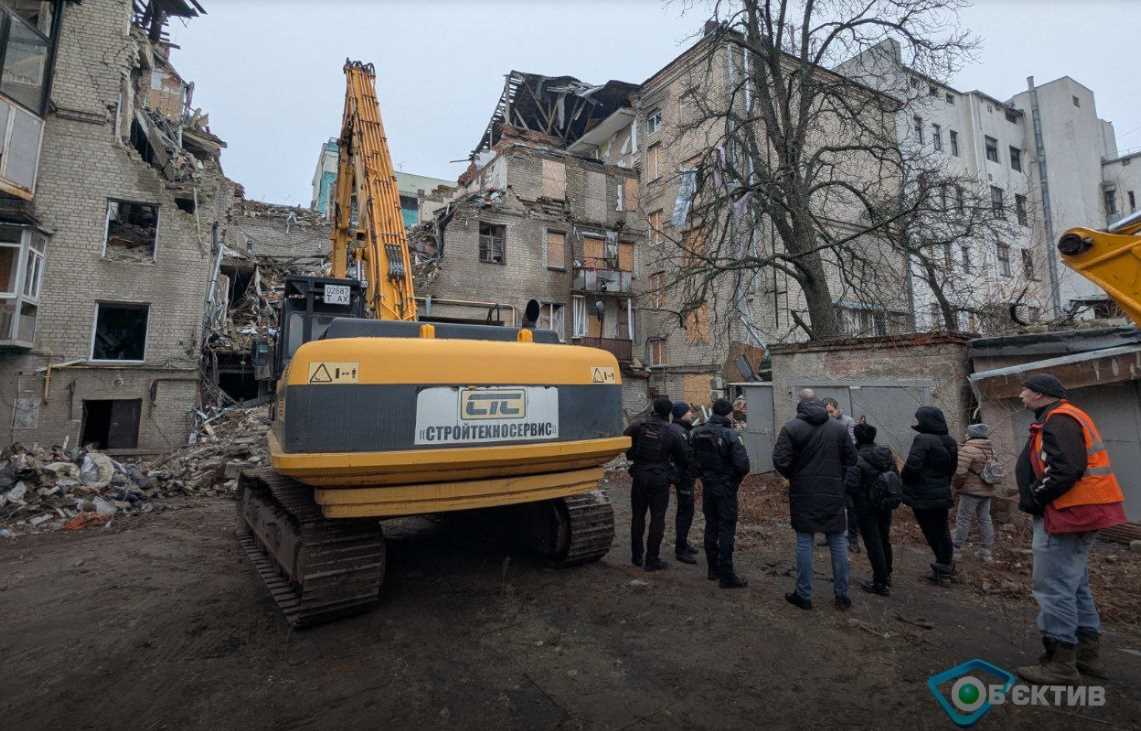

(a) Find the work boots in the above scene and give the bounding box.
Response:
[1017,637,1081,685]
[719,572,748,589]
[643,557,669,572]
[1076,630,1108,679]
[925,562,954,586]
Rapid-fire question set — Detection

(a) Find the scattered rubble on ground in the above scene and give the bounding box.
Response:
[0,407,270,537]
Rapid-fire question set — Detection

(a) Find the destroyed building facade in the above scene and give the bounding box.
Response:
[0,0,236,453]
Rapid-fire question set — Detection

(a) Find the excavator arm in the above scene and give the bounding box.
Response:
[330,60,417,321]
[1057,209,1141,326]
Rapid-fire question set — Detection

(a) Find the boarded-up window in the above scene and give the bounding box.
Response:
[647,142,661,180]
[618,241,634,272]
[685,304,711,344]
[587,305,603,337]
[624,178,640,212]
[682,228,706,269]
[542,159,566,200]
[649,338,665,366]
[585,171,606,222]
[649,210,664,244]
[650,271,665,308]
[546,230,566,270]
[682,374,710,407]
[583,236,606,269]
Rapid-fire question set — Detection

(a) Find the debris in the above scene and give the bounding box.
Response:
[894,613,935,630]
[64,513,112,531]
[1131,540,1141,554]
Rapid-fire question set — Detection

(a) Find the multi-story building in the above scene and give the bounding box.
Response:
[0,0,238,453]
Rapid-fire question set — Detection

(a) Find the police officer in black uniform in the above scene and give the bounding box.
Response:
[624,397,689,571]
[692,398,751,588]
[669,401,699,564]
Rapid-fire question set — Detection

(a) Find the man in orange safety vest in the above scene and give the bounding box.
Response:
[1014,373,1126,685]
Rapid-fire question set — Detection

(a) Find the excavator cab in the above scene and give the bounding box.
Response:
[272,276,366,380]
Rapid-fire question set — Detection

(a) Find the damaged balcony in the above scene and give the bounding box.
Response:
[0,1,59,200]
[571,293,634,364]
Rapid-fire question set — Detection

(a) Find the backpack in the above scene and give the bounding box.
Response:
[978,459,1005,485]
[870,469,903,511]
[630,419,668,464]
[690,424,729,471]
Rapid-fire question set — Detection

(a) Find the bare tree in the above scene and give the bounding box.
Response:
[650,0,976,341]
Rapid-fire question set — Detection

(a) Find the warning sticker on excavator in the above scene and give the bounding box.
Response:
[307,361,359,384]
[591,366,616,384]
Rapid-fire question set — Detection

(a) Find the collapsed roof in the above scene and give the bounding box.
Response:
[472,71,638,157]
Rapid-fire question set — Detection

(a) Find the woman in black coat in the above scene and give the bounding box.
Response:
[901,406,958,584]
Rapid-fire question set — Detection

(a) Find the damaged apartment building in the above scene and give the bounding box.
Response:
[408,71,650,414]
[0,0,240,453]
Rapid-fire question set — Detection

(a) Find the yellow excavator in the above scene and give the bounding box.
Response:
[237,61,630,626]
[1057,210,1141,326]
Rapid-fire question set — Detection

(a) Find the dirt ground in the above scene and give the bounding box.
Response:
[2,473,1140,730]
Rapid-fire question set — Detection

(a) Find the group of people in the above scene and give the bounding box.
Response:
[623,373,1127,683]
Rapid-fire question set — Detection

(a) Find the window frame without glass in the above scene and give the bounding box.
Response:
[90,301,150,363]
[0,224,46,346]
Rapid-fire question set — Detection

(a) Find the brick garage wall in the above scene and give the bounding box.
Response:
[0,0,233,452]
[769,334,974,438]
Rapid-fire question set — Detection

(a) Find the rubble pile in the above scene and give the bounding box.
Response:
[0,407,270,537]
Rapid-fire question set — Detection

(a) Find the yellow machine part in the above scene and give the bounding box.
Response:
[272,335,629,518]
[1057,220,1141,326]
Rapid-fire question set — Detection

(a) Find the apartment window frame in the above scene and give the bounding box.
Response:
[945,93,955,105]
[960,244,971,273]
[949,129,959,157]
[1015,194,1028,226]
[1072,95,1080,108]
[955,185,964,214]
[648,209,664,244]
[478,221,506,264]
[1103,189,1117,217]
[997,243,1012,278]
[984,136,999,163]
[1021,248,1037,281]
[990,185,1004,219]
[0,225,45,346]
[90,301,150,363]
[647,337,665,367]
[545,228,566,271]
[649,270,666,308]
[646,108,662,135]
[571,295,586,338]
[0,6,57,116]
[1009,146,1022,172]
[537,301,566,341]
[646,141,662,181]
[913,115,924,145]
[1129,190,1136,212]
[932,123,942,152]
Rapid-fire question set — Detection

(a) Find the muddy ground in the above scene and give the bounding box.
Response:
[2,473,1140,730]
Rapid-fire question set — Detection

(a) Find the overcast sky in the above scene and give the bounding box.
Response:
[167,1,1141,206]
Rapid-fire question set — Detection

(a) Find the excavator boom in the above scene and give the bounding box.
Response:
[330,61,417,321]
[1057,209,1141,326]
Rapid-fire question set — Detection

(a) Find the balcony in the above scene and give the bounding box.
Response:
[573,336,632,363]
[572,267,632,295]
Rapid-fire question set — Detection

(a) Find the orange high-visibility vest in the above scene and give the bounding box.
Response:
[1030,401,1125,510]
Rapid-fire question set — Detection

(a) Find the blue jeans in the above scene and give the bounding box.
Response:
[795,531,849,600]
[1031,518,1100,645]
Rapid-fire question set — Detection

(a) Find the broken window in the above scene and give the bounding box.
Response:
[1072,95,1080,108]
[646,109,662,135]
[0,6,50,113]
[985,136,999,163]
[478,222,505,264]
[105,200,158,261]
[949,130,959,157]
[546,230,566,270]
[1015,194,1028,226]
[1021,249,1037,280]
[537,302,565,340]
[997,243,1012,277]
[1009,147,1022,172]
[932,123,942,151]
[571,295,586,338]
[92,302,149,361]
[80,399,141,450]
[0,225,43,345]
[647,142,662,180]
[945,93,954,105]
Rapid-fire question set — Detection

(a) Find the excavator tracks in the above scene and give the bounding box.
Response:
[238,468,385,628]
[518,490,614,567]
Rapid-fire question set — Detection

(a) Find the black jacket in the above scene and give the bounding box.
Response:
[668,418,699,486]
[624,415,688,483]
[1016,400,1087,515]
[689,414,749,494]
[845,443,898,514]
[900,407,957,511]
[773,399,858,534]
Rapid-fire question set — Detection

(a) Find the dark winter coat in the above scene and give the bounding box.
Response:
[689,414,749,494]
[900,407,958,510]
[844,443,898,514]
[1016,400,1088,516]
[667,418,699,487]
[772,400,858,534]
[623,414,688,484]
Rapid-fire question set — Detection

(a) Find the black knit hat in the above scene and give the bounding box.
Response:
[853,422,877,445]
[1023,373,1067,399]
[672,401,691,420]
[712,398,733,416]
